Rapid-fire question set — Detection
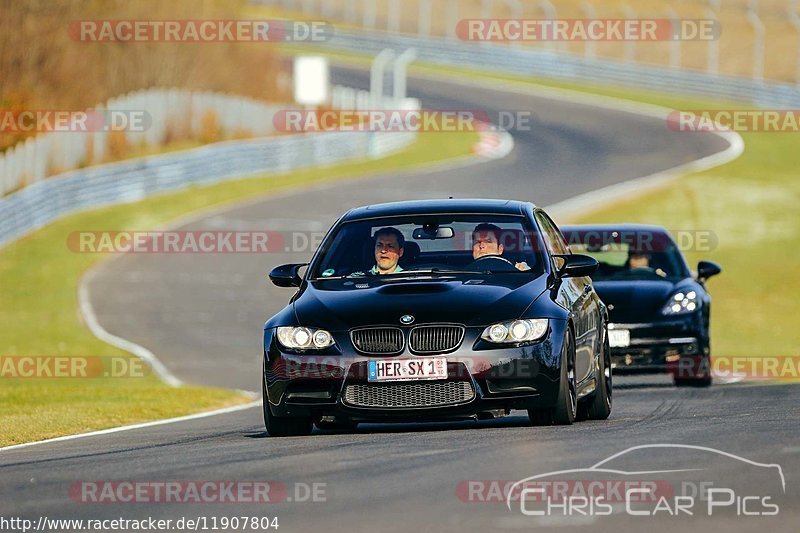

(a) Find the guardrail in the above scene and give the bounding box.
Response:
[0,88,287,197]
[0,84,417,249]
[324,29,800,108]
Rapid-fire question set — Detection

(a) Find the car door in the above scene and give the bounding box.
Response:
[535,210,597,384]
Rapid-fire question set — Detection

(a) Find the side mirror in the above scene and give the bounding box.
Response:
[268,263,307,288]
[554,254,599,278]
[697,260,721,280]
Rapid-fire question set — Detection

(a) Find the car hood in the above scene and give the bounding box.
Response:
[594,279,690,323]
[292,275,550,330]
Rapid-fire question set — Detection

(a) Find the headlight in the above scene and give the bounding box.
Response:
[662,290,699,315]
[481,319,548,344]
[276,326,335,349]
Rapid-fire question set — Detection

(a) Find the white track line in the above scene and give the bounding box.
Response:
[78,270,183,387]
[8,69,743,452]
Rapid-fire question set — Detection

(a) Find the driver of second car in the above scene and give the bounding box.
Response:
[472,223,530,271]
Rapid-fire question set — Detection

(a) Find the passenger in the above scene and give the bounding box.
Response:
[369,227,405,275]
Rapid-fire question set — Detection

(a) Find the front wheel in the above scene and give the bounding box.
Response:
[528,330,577,426]
[262,379,313,437]
[673,346,712,387]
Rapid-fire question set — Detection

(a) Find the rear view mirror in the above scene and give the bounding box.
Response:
[697,260,721,280]
[554,254,599,278]
[412,226,454,239]
[269,263,307,288]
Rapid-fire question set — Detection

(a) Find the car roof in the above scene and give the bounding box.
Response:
[559,223,670,235]
[559,224,681,253]
[341,199,535,221]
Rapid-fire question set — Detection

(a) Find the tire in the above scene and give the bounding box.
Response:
[674,373,712,388]
[582,331,612,420]
[528,329,577,426]
[262,378,313,437]
[674,344,712,387]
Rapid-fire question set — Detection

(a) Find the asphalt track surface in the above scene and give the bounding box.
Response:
[2,67,798,532]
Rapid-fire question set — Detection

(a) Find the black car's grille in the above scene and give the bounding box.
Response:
[343,381,475,408]
[409,325,464,354]
[350,327,404,354]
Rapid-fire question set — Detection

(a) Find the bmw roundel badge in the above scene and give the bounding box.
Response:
[400,314,415,325]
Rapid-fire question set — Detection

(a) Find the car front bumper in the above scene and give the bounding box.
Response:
[608,316,707,373]
[263,321,568,423]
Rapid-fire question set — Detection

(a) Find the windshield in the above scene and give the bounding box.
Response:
[569,237,690,281]
[309,214,545,279]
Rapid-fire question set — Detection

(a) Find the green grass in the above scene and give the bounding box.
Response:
[282,45,799,357]
[0,130,478,447]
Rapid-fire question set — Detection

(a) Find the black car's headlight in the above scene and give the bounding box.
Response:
[481,319,548,344]
[661,290,699,315]
[276,327,334,349]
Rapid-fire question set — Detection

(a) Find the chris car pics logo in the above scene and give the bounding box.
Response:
[506,444,785,518]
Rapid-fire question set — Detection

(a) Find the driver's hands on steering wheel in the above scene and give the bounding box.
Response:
[473,254,513,264]
[473,254,531,271]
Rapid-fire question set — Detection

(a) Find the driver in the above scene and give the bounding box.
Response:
[471,223,530,271]
[626,251,667,278]
[627,252,652,270]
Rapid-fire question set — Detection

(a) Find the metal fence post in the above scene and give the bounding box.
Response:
[582,1,597,59]
[667,7,681,68]
[623,4,637,62]
[418,0,431,36]
[481,0,492,19]
[393,48,417,100]
[706,6,719,74]
[0,154,6,195]
[789,0,800,84]
[387,0,400,32]
[446,0,458,40]
[370,49,395,105]
[362,0,376,31]
[345,0,357,24]
[502,0,522,48]
[536,0,557,51]
[747,0,765,81]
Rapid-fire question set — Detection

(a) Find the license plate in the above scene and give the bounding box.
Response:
[368,357,448,382]
[609,329,630,348]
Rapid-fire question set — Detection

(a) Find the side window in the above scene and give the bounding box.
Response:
[535,211,569,255]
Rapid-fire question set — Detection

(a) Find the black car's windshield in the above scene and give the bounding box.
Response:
[569,236,690,281]
[309,214,545,279]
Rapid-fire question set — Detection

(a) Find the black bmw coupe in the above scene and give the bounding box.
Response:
[560,224,721,387]
[262,199,612,436]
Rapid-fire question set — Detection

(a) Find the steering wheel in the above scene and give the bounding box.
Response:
[467,254,517,272]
